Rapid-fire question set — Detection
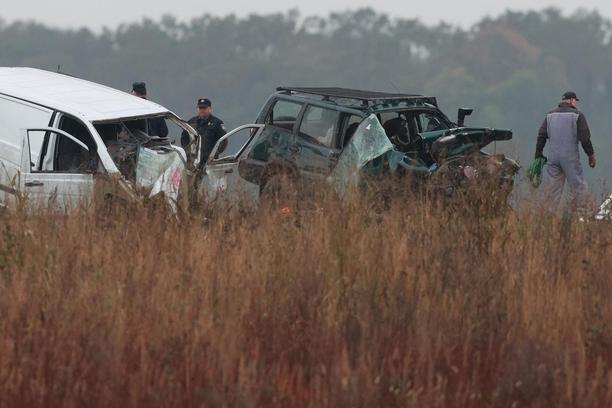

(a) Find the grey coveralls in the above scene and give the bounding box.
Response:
[536,102,595,210]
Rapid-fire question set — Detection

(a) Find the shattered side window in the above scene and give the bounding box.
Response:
[333,114,394,195]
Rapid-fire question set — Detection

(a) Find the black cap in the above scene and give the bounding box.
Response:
[132,82,147,95]
[562,91,579,101]
[197,98,212,108]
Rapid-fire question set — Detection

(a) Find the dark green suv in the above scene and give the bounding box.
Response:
[201,87,519,204]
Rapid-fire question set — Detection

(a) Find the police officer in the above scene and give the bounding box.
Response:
[131,82,169,138]
[536,91,596,211]
[181,98,226,165]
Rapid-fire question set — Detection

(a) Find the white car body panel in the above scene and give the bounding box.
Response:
[0,67,197,209]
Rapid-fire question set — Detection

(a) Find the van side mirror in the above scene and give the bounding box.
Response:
[457,108,474,127]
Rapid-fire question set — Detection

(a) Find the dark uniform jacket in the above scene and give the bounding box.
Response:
[148,117,168,138]
[536,102,594,159]
[181,114,226,165]
[138,97,169,138]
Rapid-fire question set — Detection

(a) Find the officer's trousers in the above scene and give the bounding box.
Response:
[541,156,589,211]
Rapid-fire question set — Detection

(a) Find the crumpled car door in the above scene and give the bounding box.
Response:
[135,146,186,211]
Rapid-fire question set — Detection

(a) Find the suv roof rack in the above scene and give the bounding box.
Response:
[276,86,436,107]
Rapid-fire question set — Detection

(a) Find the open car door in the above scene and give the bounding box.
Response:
[20,128,96,209]
[201,124,264,205]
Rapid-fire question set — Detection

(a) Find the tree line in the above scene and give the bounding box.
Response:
[0,8,610,194]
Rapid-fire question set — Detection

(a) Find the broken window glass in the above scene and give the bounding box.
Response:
[95,123,139,180]
[94,115,187,183]
[333,114,395,196]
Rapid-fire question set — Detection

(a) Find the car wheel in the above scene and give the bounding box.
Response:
[260,174,299,208]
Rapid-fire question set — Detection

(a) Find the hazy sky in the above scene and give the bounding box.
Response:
[1,0,611,30]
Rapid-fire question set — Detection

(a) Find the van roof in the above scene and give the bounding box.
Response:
[0,67,168,122]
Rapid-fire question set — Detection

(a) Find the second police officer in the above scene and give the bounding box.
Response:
[182,98,226,167]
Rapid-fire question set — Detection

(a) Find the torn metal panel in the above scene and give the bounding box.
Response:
[596,193,612,221]
[426,128,513,159]
[136,147,186,211]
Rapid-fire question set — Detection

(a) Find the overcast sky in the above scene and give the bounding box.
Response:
[1,0,610,30]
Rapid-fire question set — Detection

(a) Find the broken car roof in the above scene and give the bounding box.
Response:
[0,67,168,122]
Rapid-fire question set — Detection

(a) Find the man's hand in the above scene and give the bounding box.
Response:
[589,155,596,168]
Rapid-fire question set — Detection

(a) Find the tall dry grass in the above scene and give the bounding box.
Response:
[0,186,610,407]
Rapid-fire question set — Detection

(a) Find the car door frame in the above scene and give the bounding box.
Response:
[202,124,264,204]
[292,103,344,180]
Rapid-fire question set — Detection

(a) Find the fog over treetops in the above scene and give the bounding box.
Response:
[1,8,610,193]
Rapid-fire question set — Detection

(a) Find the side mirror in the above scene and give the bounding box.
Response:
[457,108,474,127]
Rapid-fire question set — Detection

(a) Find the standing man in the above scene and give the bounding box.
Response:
[535,91,596,211]
[181,98,226,166]
[131,82,169,138]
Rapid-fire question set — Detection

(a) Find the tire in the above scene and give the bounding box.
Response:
[259,174,299,207]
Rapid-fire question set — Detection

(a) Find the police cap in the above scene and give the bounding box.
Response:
[132,82,147,95]
[197,98,212,108]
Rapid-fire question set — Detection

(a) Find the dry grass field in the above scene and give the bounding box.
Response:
[0,187,611,407]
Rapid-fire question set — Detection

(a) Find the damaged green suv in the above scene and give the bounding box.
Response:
[201,87,519,204]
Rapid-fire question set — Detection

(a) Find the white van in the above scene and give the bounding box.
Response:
[0,67,200,209]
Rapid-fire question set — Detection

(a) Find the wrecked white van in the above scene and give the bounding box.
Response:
[0,67,200,210]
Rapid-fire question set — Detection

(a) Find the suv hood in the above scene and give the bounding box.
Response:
[333,115,515,196]
[424,127,513,159]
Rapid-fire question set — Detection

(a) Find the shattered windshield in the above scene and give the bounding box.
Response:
[333,114,395,196]
[94,115,186,181]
